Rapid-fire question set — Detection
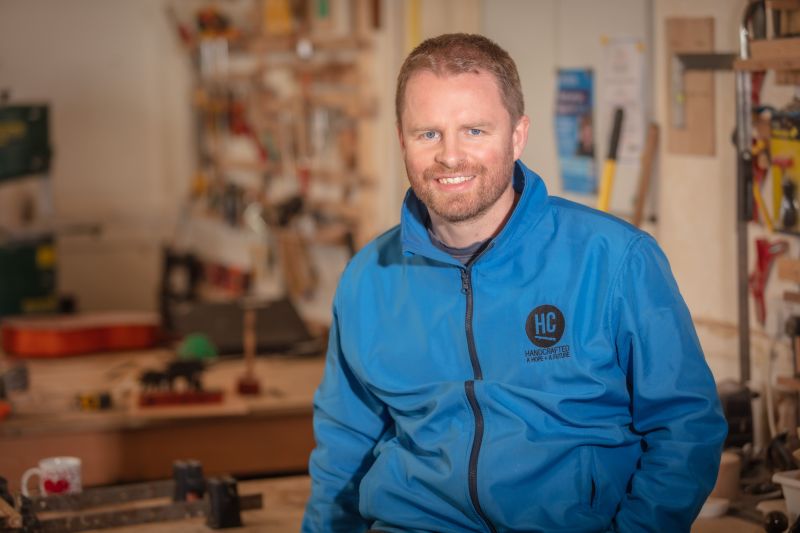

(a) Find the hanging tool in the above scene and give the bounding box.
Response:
[597,107,624,212]
[632,123,659,227]
[774,156,798,229]
[237,305,261,395]
[406,0,421,52]
[753,174,775,231]
[751,106,774,228]
[749,238,789,326]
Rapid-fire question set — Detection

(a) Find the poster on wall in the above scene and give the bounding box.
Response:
[598,36,650,216]
[599,37,646,166]
[555,69,596,194]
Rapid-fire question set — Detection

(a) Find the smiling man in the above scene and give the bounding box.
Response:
[302,34,726,533]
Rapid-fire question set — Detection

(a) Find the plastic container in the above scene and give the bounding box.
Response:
[773,469,800,523]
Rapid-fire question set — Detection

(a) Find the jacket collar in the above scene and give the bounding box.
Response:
[400,160,550,265]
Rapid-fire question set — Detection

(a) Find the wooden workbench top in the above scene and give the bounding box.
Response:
[25,475,312,532]
[0,350,325,492]
[51,474,771,533]
[0,349,325,437]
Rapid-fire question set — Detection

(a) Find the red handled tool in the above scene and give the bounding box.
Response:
[749,238,789,326]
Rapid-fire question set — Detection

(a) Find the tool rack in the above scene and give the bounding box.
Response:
[734,1,800,384]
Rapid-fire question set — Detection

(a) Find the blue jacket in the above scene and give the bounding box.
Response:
[303,161,727,533]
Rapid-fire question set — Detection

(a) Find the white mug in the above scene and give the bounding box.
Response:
[21,456,82,497]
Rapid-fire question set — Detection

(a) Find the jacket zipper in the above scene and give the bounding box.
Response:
[460,267,497,533]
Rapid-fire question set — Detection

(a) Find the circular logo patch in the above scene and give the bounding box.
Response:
[525,305,565,348]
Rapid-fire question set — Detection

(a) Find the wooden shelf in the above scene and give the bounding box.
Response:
[770,0,800,9]
[777,375,800,391]
[735,36,800,71]
[735,56,800,71]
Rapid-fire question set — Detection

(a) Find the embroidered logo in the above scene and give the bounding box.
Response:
[525,305,565,347]
[524,305,570,363]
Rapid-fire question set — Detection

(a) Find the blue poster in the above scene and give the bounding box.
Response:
[555,69,596,194]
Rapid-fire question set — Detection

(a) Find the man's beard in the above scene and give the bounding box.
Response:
[407,154,515,224]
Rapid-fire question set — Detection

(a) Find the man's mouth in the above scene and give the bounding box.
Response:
[437,175,475,185]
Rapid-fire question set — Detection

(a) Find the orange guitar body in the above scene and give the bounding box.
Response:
[1,312,160,358]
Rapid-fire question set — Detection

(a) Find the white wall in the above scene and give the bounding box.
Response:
[652,0,747,382]
[482,0,780,383]
[0,0,194,311]
[482,0,654,216]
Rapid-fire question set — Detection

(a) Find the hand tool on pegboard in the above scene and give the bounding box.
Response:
[597,107,624,213]
[750,238,789,326]
[775,156,798,229]
[631,123,659,228]
[751,106,774,230]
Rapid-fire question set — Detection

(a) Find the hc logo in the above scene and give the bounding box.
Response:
[525,305,565,348]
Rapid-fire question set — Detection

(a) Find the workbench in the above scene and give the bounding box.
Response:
[0,350,782,532]
[0,349,324,493]
[16,473,769,533]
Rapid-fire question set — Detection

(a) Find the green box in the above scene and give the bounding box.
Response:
[0,235,57,317]
[0,105,52,181]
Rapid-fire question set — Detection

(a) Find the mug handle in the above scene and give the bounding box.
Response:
[21,467,42,497]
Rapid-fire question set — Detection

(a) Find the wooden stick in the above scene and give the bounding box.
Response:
[632,123,659,227]
[0,496,21,529]
[795,336,800,377]
[244,307,256,380]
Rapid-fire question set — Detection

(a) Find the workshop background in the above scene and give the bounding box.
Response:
[1,0,800,531]
[0,0,757,372]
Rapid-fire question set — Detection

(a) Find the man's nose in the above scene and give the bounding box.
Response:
[434,135,465,168]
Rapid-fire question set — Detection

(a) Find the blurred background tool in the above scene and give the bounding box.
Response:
[597,107,625,212]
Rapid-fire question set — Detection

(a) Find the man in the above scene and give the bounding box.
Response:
[302,33,726,532]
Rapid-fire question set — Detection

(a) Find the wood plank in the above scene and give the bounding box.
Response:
[783,290,800,303]
[666,18,716,156]
[750,37,800,60]
[777,257,800,283]
[775,70,800,85]
[735,56,800,71]
[768,0,800,11]
[777,374,800,390]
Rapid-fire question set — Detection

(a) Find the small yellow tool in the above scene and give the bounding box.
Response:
[753,180,774,232]
[597,108,624,212]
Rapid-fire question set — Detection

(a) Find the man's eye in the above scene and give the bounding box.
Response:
[468,128,483,136]
[421,131,438,140]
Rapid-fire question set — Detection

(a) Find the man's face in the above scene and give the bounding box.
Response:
[398,69,529,226]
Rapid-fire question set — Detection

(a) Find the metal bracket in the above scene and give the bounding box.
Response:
[671,52,737,128]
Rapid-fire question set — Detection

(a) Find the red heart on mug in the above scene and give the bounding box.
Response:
[43,479,70,494]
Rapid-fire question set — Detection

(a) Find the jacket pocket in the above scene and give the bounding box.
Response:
[580,446,597,508]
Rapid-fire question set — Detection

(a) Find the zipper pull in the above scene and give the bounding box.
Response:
[460,269,470,295]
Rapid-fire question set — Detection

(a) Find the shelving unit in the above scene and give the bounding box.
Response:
[734,1,800,383]
[167,0,378,321]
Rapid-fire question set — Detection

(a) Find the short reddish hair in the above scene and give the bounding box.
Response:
[396,33,524,127]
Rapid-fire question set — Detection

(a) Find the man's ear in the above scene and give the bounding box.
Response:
[397,122,405,151]
[512,115,530,161]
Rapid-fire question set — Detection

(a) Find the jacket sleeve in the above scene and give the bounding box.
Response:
[609,235,727,532]
[302,293,391,533]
